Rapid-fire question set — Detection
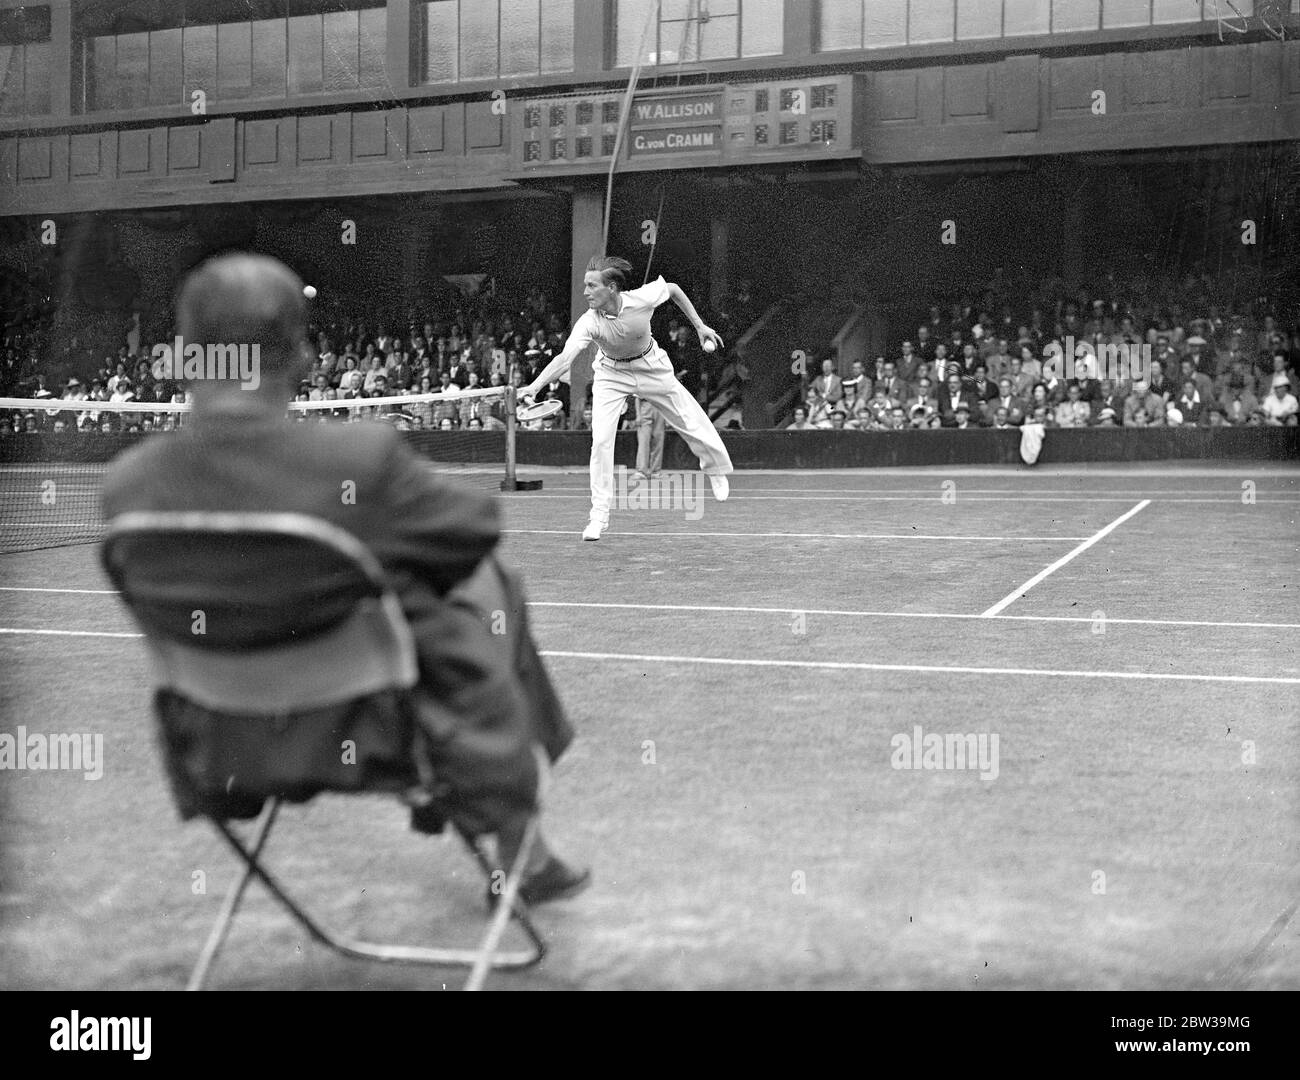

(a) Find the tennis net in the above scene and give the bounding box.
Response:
[0,386,537,554]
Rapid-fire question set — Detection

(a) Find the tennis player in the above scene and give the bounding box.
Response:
[522,256,734,540]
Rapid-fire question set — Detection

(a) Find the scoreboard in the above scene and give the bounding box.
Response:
[507,75,863,178]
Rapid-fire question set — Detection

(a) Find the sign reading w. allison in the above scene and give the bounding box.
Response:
[631,91,722,124]
[509,76,862,178]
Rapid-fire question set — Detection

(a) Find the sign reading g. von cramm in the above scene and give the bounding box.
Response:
[629,125,723,156]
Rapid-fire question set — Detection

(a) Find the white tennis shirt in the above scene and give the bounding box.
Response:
[566,277,670,361]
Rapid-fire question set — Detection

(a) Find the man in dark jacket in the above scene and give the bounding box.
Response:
[103,253,587,904]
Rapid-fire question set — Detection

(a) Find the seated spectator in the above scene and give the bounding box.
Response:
[1261,374,1299,425]
[810,359,843,405]
[1054,384,1092,428]
[937,373,976,427]
[951,403,975,430]
[1147,358,1176,401]
[968,363,996,403]
[1038,366,1067,406]
[983,378,1025,427]
[1218,381,1259,425]
[875,360,906,401]
[1174,379,1208,426]
[1095,407,1119,427]
[1095,379,1126,422]
[827,408,849,431]
[1123,379,1165,427]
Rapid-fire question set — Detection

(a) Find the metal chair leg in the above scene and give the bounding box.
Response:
[195,807,545,986]
[187,797,280,991]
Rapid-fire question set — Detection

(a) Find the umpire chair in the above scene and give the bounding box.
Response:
[101,511,546,990]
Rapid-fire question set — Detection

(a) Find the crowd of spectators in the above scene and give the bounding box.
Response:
[1,285,724,437]
[788,284,1300,432]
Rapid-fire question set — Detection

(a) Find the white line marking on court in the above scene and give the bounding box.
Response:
[540,650,1300,685]
[528,601,1300,631]
[502,493,1300,505]
[0,586,119,594]
[4,629,1294,682]
[979,500,1151,618]
[506,530,1089,541]
[0,628,141,638]
[4,592,1294,631]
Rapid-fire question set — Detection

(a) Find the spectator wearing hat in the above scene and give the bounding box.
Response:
[1184,335,1212,376]
[1263,353,1299,400]
[951,402,975,430]
[1261,374,1299,426]
[1122,378,1166,427]
[1095,407,1119,427]
[827,408,850,431]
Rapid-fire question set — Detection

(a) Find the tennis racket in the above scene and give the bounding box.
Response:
[517,398,563,423]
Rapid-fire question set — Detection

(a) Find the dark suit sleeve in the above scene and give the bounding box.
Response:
[376,431,500,597]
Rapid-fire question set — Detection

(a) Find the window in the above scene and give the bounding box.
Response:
[78,2,387,113]
[575,135,593,156]
[779,120,798,143]
[419,1,574,84]
[575,101,594,125]
[603,100,621,124]
[549,136,566,159]
[0,6,51,117]
[810,83,836,109]
[810,118,835,142]
[601,132,617,155]
[549,104,567,127]
[818,0,1187,49]
[754,122,768,143]
[754,88,768,111]
[615,0,785,66]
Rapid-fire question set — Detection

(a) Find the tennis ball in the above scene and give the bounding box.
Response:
[702,338,717,353]
[302,285,317,299]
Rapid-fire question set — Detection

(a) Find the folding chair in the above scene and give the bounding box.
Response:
[101,511,546,991]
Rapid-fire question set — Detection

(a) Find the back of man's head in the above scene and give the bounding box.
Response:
[177,253,307,387]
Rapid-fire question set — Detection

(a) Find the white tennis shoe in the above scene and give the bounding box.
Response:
[707,473,729,502]
[582,513,608,541]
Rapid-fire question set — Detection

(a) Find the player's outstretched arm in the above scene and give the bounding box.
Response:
[665,282,723,352]
[522,338,585,401]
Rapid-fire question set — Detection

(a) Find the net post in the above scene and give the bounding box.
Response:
[500,385,542,492]
[503,386,518,489]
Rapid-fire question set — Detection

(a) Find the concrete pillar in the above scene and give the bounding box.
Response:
[386,0,412,91]
[709,213,729,315]
[567,183,604,423]
[50,0,72,118]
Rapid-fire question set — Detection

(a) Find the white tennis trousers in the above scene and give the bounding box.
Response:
[589,345,733,520]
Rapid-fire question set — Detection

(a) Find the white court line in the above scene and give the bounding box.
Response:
[3,628,1293,682]
[506,530,1089,541]
[528,601,1300,631]
[0,628,141,638]
[0,586,119,594]
[502,493,1299,504]
[5,591,1295,631]
[979,500,1151,618]
[540,649,1300,685]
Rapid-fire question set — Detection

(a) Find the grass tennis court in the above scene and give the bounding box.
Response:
[1,461,1296,990]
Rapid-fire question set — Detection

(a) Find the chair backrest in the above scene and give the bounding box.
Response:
[102,512,419,714]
